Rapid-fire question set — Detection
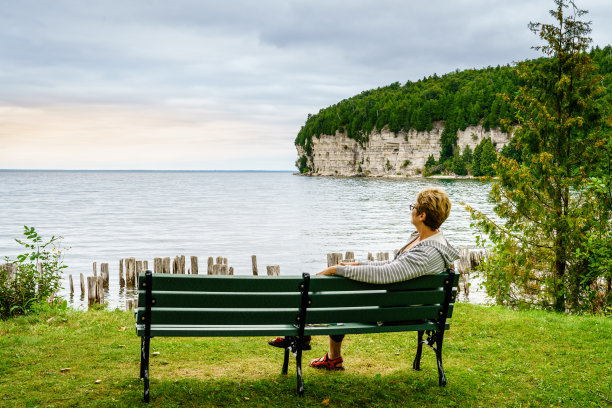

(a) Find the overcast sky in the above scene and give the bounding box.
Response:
[1,0,610,170]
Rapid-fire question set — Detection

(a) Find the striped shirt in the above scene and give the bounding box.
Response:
[335,231,460,284]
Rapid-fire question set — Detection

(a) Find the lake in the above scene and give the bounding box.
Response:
[0,171,496,309]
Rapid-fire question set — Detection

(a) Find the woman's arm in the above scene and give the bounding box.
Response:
[332,246,445,284]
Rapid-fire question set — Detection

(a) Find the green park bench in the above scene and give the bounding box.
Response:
[135,269,458,402]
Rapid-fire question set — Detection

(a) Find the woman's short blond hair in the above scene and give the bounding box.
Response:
[415,187,451,230]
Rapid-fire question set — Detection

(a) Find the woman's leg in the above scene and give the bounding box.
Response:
[328,334,344,360]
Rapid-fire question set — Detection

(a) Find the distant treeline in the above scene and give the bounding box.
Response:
[295,46,612,169]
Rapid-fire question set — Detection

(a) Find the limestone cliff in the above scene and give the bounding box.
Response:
[296,123,510,177]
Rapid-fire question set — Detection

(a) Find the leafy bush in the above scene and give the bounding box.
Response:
[1,226,68,318]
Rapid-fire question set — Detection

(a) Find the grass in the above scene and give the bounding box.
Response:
[0,303,610,407]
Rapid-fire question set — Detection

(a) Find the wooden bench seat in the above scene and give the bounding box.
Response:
[135,270,458,402]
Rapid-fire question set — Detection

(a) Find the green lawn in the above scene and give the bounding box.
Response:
[0,303,610,407]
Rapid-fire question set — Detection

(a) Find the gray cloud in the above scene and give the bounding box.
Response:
[1,0,610,169]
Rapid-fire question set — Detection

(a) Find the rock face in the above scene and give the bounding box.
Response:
[296,123,511,177]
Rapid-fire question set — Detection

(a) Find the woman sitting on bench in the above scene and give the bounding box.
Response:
[268,187,460,370]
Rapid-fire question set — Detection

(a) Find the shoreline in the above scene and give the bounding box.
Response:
[293,172,481,180]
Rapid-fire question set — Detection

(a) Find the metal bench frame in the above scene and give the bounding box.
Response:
[136,269,457,402]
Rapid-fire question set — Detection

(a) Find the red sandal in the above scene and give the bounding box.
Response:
[268,336,311,350]
[309,353,344,370]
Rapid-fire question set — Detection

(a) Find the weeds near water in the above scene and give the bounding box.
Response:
[0,226,68,318]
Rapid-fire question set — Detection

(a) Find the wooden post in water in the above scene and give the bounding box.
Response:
[154,258,162,274]
[87,277,96,305]
[251,255,258,275]
[128,258,137,287]
[191,256,198,275]
[97,276,104,303]
[327,253,342,267]
[119,259,125,286]
[143,260,149,270]
[326,253,333,267]
[207,257,214,274]
[456,248,470,297]
[80,273,85,295]
[162,257,170,274]
[266,265,280,276]
[101,263,109,288]
[344,251,355,262]
[126,299,134,311]
[136,261,143,283]
[1,264,16,280]
[368,252,373,261]
[68,275,74,295]
[229,266,234,275]
[173,256,185,274]
[93,262,97,277]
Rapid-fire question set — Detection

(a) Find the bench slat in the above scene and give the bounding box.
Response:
[141,289,455,309]
[304,321,450,336]
[305,305,442,324]
[309,273,459,292]
[140,292,301,308]
[138,308,300,326]
[139,274,304,293]
[309,289,450,307]
[135,321,450,337]
[136,324,299,337]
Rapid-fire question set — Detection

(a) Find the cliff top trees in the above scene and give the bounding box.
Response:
[467,0,611,312]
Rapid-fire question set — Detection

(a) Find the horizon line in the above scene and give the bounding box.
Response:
[0,169,296,173]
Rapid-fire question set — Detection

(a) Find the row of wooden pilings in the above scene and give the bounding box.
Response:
[61,247,488,310]
[67,255,284,310]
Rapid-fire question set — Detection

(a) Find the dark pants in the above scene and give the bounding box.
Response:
[330,334,345,343]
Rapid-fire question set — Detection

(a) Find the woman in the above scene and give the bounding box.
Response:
[270,187,460,370]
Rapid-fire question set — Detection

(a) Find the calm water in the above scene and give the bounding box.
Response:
[0,171,496,309]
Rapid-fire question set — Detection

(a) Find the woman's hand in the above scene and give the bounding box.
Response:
[317,266,337,275]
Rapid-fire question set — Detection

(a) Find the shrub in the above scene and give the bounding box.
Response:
[1,226,68,318]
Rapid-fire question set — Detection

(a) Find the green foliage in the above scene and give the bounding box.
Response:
[295,155,311,173]
[452,147,468,176]
[472,138,498,176]
[462,145,474,164]
[294,65,521,154]
[1,226,68,318]
[467,0,612,313]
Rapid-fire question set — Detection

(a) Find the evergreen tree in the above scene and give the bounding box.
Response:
[479,138,498,177]
[466,0,611,312]
[452,147,468,176]
[462,145,474,164]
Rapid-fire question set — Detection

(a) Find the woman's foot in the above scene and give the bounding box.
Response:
[309,353,344,370]
[268,336,311,350]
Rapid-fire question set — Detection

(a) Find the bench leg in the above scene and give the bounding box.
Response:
[435,330,447,386]
[141,335,151,402]
[413,330,424,371]
[282,347,290,375]
[295,343,304,396]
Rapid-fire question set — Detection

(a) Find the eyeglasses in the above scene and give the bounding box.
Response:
[409,204,417,211]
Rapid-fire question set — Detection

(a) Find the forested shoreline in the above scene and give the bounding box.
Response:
[295,45,612,176]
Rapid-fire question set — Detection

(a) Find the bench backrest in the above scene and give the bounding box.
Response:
[137,275,305,326]
[307,272,458,325]
[136,271,458,327]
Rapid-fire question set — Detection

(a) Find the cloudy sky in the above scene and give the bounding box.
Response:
[1,0,611,170]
